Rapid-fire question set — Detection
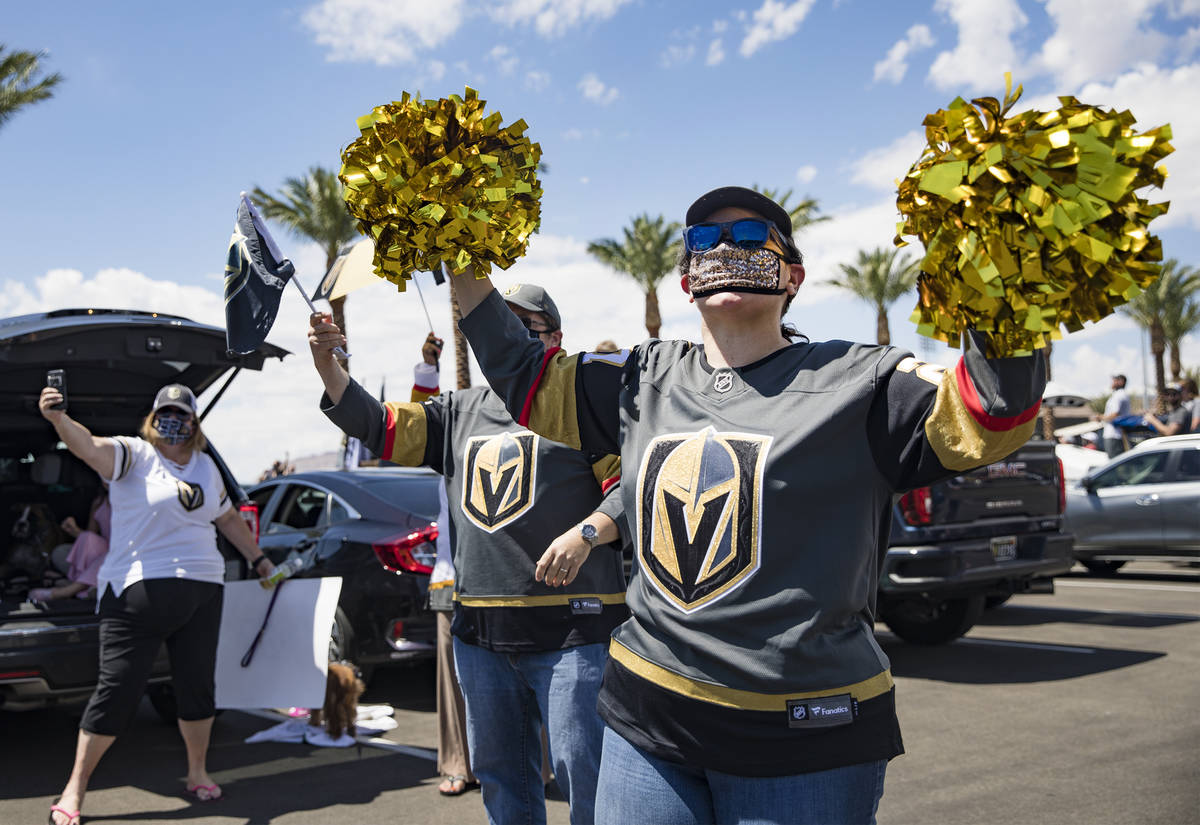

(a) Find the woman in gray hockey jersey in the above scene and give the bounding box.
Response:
[453,187,1046,825]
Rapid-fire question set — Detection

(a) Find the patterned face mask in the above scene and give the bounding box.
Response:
[686,243,787,298]
[152,410,194,445]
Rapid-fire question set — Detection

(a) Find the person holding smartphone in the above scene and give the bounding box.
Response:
[38,381,275,825]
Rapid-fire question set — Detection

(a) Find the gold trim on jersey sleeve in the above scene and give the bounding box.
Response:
[524,351,581,450]
[382,401,429,466]
[591,453,621,490]
[609,638,894,711]
[924,369,1037,472]
[455,592,627,607]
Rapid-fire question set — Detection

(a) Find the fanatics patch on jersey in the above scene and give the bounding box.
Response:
[635,426,771,613]
[177,480,205,512]
[786,694,857,729]
[461,431,539,533]
[569,597,603,614]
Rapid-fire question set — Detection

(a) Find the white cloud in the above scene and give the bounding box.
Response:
[488,0,635,37]
[525,70,551,91]
[740,0,817,58]
[873,23,934,84]
[661,43,697,68]
[579,176,590,184]
[488,45,519,75]
[1032,0,1168,88]
[795,165,817,184]
[562,127,585,140]
[427,60,447,82]
[1177,24,1200,59]
[578,73,619,105]
[302,0,467,65]
[928,0,1027,92]
[1076,62,1200,230]
[849,130,926,191]
[706,38,726,66]
[713,19,729,33]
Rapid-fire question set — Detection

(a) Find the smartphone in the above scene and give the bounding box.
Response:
[46,369,67,411]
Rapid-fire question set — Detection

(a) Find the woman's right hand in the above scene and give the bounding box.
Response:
[60,516,82,538]
[308,312,346,369]
[39,386,66,423]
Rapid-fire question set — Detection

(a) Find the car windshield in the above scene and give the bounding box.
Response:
[359,476,440,521]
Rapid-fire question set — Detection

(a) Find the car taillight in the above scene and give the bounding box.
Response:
[373,525,437,575]
[899,486,933,526]
[239,502,259,542]
[1056,457,1066,514]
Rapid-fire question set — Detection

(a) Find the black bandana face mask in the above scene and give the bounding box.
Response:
[687,243,788,298]
[152,410,194,445]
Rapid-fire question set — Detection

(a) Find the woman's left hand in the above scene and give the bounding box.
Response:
[535,529,592,587]
[255,558,277,580]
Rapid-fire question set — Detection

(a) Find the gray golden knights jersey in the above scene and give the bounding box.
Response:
[321,378,627,653]
[461,289,1045,775]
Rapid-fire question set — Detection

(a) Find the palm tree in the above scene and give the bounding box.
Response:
[751,186,829,235]
[1121,259,1200,396]
[588,214,682,338]
[1161,273,1200,381]
[251,167,359,369]
[828,248,920,345]
[0,46,63,131]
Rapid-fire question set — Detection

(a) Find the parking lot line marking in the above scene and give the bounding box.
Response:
[956,637,1096,654]
[234,708,438,762]
[1058,580,1200,594]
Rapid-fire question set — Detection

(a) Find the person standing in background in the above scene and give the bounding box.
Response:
[1098,374,1132,457]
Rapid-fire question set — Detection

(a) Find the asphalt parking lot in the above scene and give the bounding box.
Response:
[2,562,1197,825]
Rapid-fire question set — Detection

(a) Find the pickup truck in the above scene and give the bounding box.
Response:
[0,308,286,715]
[877,436,1074,643]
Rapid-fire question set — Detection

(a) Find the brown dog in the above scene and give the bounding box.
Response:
[309,662,364,739]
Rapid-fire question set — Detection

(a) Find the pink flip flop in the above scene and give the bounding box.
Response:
[48,804,81,825]
[185,783,222,801]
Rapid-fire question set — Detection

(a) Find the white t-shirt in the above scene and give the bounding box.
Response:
[96,436,232,597]
[1102,388,1131,440]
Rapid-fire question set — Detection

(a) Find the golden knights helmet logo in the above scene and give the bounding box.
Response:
[461,431,539,533]
[635,427,770,613]
[177,480,205,512]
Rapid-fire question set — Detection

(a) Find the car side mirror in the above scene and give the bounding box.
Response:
[1080,475,1096,492]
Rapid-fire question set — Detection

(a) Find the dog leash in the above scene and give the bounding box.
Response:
[241,580,284,668]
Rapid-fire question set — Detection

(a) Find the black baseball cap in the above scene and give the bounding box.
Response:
[501,283,561,330]
[153,383,197,414]
[685,186,800,259]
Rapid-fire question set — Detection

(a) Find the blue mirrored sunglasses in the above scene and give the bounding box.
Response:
[684,218,792,256]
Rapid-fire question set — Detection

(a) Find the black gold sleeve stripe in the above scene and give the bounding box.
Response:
[590,454,621,492]
[456,592,626,607]
[518,347,582,449]
[382,402,429,466]
[112,437,130,480]
[925,364,1040,471]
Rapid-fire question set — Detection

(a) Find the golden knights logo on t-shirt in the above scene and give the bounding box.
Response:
[635,427,771,613]
[177,480,205,512]
[461,431,539,532]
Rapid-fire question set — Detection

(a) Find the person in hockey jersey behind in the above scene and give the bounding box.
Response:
[307,285,627,825]
[451,186,1046,825]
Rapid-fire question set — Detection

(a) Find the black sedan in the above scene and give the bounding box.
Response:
[248,467,442,680]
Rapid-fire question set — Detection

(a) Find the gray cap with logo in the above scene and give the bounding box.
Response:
[502,283,561,330]
[153,383,198,414]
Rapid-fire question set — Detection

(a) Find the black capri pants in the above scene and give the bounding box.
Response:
[81,578,223,735]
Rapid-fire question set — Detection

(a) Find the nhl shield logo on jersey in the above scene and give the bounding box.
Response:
[461,431,539,532]
[177,480,205,512]
[635,427,770,613]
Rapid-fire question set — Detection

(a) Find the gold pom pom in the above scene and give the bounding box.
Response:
[895,74,1173,357]
[339,88,543,290]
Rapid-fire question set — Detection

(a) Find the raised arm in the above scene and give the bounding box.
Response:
[38,387,116,480]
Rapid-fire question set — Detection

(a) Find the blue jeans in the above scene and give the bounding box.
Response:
[595,726,887,825]
[453,638,607,825]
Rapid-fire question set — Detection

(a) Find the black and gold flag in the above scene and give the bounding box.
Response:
[223,195,295,355]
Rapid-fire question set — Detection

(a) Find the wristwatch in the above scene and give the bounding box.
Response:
[578,522,599,549]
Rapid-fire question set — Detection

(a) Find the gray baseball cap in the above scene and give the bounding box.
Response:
[501,283,561,330]
[153,383,198,414]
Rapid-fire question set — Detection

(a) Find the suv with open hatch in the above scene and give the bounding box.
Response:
[0,308,286,715]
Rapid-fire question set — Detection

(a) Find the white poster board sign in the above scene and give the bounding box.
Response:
[215,577,342,710]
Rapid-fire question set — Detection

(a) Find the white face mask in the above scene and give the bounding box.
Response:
[686,243,786,298]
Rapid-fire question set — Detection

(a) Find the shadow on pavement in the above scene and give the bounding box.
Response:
[977,603,1199,629]
[879,635,1165,684]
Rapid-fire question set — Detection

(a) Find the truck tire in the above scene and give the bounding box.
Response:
[1080,559,1125,575]
[881,594,985,645]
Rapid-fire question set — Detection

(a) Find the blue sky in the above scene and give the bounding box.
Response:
[4,0,1199,477]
